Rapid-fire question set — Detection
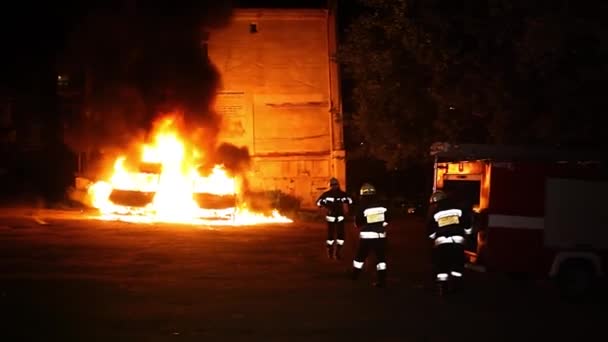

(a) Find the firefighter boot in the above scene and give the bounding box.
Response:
[373,270,387,288]
[326,244,335,259]
[335,245,343,260]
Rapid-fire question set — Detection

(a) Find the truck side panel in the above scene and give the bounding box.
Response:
[544,178,608,250]
[485,162,607,274]
[488,163,546,216]
[485,163,548,273]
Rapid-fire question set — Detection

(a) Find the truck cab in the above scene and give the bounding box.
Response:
[430,142,608,296]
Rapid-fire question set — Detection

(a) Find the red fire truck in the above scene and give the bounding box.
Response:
[430,142,608,295]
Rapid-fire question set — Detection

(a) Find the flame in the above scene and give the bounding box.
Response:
[87,116,292,225]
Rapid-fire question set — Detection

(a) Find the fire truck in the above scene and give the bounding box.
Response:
[430,142,608,296]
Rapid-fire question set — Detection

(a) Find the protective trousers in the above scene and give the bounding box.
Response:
[326,220,345,259]
[351,238,387,286]
[433,242,465,284]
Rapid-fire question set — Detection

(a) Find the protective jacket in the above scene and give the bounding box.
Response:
[426,198,473,246]
[316,188,352,222]
[354,196,390,238]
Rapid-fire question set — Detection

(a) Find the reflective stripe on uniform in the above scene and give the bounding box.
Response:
[436,273,449,281]
[464,227,472,235]
[360,231,386,239]
[433,209,462,221]
[376,262,387,271]
[363,207,387,217]
[364,207,387,224]
[326,239,335,245]
[326,216,344,222]
[451,271,462,277]
[434,235,465,246]
[353,260,364,269]
[336,239,344,245]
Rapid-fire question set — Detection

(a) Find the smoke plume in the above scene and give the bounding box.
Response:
[60,0,244,165]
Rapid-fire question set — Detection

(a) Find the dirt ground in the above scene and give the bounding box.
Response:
[0,208,604,341]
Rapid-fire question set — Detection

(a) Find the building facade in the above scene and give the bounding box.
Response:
[208,8,345,209]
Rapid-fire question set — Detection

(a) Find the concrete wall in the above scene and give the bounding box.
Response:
[208,9,345,209]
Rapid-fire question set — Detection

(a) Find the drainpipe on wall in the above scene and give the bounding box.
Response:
[326,0,346,189]
[326,5,335,159]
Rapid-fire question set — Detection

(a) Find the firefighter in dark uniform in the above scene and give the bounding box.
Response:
[316,177,353,259]
[426,190,473,294]
[351,183,390,288]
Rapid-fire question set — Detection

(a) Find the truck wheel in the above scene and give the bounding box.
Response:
[556,260,595,299]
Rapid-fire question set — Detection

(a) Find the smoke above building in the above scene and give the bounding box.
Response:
[59,0,252,174]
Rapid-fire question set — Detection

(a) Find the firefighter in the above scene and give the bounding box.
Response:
[316,177,353,259]
[351,183,390,288]
[426,190,473,295]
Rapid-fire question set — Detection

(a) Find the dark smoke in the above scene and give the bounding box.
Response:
[60,0,237,159]
[212,143,251,175]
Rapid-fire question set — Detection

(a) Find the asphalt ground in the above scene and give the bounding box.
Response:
[0,208,604,341]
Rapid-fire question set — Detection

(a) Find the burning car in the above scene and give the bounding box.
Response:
[76,115,291,225]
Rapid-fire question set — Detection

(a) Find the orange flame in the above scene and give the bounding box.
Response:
[87,116,292,225]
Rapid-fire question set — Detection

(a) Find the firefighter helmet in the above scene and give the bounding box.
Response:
[429,190,447,203]
[359,183,376,196]
[329,177,339,187]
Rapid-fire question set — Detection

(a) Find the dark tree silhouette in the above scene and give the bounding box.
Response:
[340,0,608,168]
